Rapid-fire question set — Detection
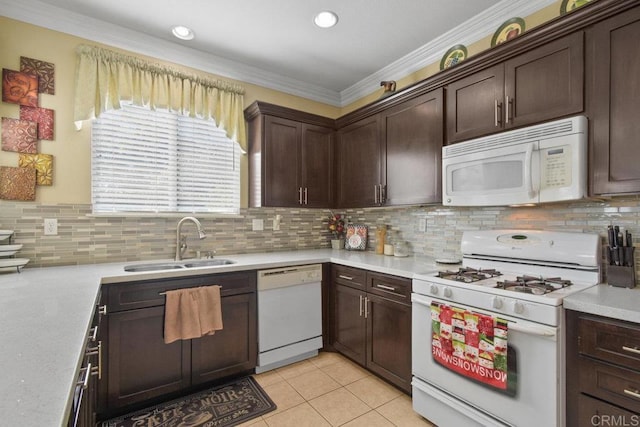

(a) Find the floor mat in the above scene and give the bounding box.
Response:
[101,376,276,427]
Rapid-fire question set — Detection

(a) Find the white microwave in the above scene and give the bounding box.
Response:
[442,115,587,206]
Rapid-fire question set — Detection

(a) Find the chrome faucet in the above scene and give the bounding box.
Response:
[175,217,207,261]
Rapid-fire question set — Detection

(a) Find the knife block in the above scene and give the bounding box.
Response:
[607,247,636,288]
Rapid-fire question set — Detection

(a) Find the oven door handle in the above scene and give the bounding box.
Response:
[412,293,557,340]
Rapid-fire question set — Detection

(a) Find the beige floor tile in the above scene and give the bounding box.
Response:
[253,369,285,388]
[236,417,268,427]
[275,359,317,380]
[377,394,436,426]
[308,387,370,426]
[286,368,341,400]
[263,402,331,427]
[261,381,305,418]
[320,358,370,386]
[308,351,346,369]
[345,375,402,409]
[341,410,395,427]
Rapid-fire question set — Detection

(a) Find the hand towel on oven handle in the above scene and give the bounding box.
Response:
[431,302,508,390]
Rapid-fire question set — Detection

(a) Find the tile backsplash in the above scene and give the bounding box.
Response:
[2,198,639,278]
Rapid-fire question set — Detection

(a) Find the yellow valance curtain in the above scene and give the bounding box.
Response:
[73,44,247,151]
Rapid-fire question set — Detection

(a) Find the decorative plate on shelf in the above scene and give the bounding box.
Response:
[345,224,368,251]
[440,44,468,70]
[491,17,526,47]
[560,0,593,15]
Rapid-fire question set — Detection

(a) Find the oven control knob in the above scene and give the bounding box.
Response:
[513,301,525,314]
[443,287,452,298]
[491,296,503,309]
[429,285,438,295]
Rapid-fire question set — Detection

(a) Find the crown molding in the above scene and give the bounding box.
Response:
[339,0,557,106]
[1,0,555,108]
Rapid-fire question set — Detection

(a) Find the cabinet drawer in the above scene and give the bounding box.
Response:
[107,271,256,312]
[332,265,366,290]
[579,315,640,371]
[367,272,411,303]
[577,394,639,427]
[579,356,640,414]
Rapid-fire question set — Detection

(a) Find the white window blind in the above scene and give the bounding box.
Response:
[91,103,240,214]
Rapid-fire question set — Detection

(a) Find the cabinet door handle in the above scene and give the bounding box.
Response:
[494,100,503,127]
[298,187,303,205]
[304,187,308,205]
[85,340,102,380]
[359,295,363,317]
[380,185,386,204]
[89,326,98,342]
[374,185,379,204]
[624,389,640,399]
[338,274,353,280]
[364,297,369,318]
[77,363,92,389]
[622,345,640,355]
[376,284,396,292]
[98,305,107,315]
[505,96,511,124]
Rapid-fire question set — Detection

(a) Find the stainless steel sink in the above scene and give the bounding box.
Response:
[124,259,235,272]
[183,259,236,268]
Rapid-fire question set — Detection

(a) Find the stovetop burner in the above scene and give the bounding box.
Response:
[495,275,573,295]
[437,267,502,283]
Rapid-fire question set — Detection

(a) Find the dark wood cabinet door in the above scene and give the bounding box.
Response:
[301,124,333,207]
[106,306,190,411]
[263,116,301,207]
[336,116,382,208]
[365,294,412,393]
[504,32,583,128]
[590,6,640,195]
[383,89,443,205]
[191,293,257,385]
[332,284,366,365]
[446,64,504,143]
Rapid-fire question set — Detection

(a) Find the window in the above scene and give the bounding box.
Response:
[91,103,240,214]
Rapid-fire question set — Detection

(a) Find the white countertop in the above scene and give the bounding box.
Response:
[0,249,439,426]
[563,283,640,323]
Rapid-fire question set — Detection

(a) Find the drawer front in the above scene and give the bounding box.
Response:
[577,394,640,427]
[107,271,256,312]
[579,356,640,414]
[579,315,640,371]
[332,265,367,290]
[367,271,411,304]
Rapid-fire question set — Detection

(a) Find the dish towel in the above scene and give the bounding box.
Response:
[164,285,223,344]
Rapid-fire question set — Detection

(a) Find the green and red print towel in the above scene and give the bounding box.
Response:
[431,302,508,390]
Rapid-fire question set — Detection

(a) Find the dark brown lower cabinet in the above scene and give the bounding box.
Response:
[331,265,412,393]
[97,271,257,420]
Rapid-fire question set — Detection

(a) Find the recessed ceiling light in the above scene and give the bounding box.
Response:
[314,11,338,28]
[172,25,194,40]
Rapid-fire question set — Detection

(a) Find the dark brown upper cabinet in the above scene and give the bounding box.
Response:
[335,89,443,208]
[589,5,640,196]
[245,102,335,208]
[446,31,584,144]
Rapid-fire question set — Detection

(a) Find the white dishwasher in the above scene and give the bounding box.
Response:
[256,264,323,373]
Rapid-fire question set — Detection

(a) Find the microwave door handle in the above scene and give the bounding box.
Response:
[524,143,535,199]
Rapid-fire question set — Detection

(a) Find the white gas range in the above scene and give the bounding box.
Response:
[411,229,601,427]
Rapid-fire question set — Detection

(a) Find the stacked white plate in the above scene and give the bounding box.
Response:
[0,231,29,272]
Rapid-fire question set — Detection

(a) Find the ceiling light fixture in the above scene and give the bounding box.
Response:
[171,25,194,40]
[314,11,338,28]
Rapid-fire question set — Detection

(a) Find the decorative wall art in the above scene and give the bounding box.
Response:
[491,18,526,47]
[560,0,593,14]
[20,56,55,95]
[440,45,468,70]
[19,106,54,140]
[0,166,36,201]
[2,68,38,107]
[345,224,368,251]
[18,153,53,186]
[1,117,38,153]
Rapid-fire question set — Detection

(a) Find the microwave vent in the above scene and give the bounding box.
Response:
[443,116,584,157]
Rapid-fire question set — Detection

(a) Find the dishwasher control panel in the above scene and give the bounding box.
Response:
[257,264,322,290]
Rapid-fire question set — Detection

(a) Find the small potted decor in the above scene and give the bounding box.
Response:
[327,211,345,249]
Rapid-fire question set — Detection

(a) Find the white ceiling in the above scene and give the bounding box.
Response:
[1,0,555,106]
